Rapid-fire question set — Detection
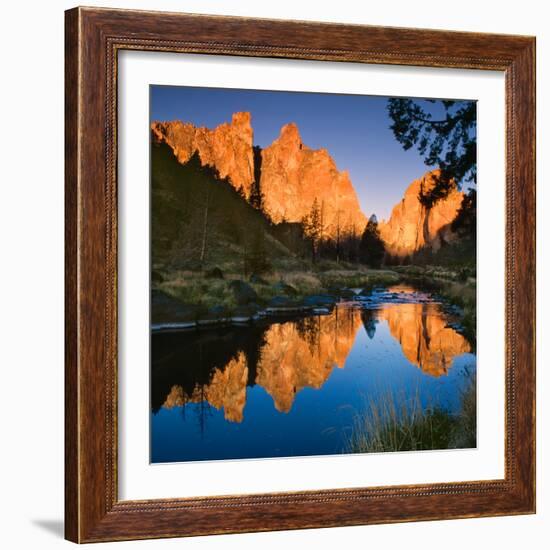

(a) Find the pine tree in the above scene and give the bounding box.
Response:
[335,209,342,264]
[387,98,476,206]
[301,198,323,262]
[249,145,264,211]
[359,214,386,268]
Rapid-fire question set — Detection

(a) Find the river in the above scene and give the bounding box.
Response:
[151,284,476,462]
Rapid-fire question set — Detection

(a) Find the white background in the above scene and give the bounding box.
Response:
[0,1,546,549]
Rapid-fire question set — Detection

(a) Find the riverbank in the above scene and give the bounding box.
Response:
[152,263,399,329]
[151,264,476,334]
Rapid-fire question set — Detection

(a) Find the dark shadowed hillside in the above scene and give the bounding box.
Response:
[151,141,294,274]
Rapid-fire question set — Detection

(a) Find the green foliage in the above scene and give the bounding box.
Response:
[412,237,476,269]
[387,98,476,205]
[453,368,477,448]
[271,221,309,258]
[318,269,399,290]
[358,215,386,268]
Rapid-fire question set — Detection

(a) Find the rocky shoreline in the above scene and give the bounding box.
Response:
[151,283,457,334]
[151,287,338,333]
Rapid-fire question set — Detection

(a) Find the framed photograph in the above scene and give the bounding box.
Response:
[65,7,536,543]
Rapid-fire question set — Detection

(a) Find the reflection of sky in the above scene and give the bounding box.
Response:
[151,86,474,220]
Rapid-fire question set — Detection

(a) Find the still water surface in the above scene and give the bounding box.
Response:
[151,285,475,462]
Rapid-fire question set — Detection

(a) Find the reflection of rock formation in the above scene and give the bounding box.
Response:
[379,170,464,258]
[361,309,379,339]
[160,308,363,421]
[162,352,248,422]
[378,302,470,377]
[204,353,249,422]
[155,296,471,422]
[256,309,363,412]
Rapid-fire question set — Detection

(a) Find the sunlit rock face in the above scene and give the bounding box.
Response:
[379,170,464,258]
[152,115,367,237]
[378,301,471,377]
[260,123,367,237]
[151,112,255,197]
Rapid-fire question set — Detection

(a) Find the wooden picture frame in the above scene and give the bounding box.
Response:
[65,6,536,543]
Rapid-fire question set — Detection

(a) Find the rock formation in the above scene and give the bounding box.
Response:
[151,112,255,197]
[259,123,366,237]
[151,114,367,238]
[378,170,464,258]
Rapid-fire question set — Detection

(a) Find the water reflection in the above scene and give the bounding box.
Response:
[379,302,470,377]
[162,352,249,422]
[152,288,471,424]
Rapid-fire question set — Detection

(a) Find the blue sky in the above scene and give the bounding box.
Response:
[150,86,472,221]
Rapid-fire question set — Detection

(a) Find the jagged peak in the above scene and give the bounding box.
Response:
[231,111,252,127]
[151,112,252,136]
[277,122,302,144]
[151,112,366,238]
[150,112,255,192]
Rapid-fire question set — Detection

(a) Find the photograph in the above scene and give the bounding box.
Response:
[149,86,478,463]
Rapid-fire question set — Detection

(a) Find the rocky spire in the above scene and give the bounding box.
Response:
[378,170,464,258]
[259,122,366,237]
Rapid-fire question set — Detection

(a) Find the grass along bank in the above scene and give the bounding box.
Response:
[152,261,401,322]
[347,368,476,453]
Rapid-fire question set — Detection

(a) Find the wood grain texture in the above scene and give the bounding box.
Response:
[64,7,79,543]
[64,6,536,543]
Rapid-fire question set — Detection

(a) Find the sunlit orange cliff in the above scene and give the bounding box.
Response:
[152,114,465,256]
[378,170,464,257]
[151,113,366,239]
